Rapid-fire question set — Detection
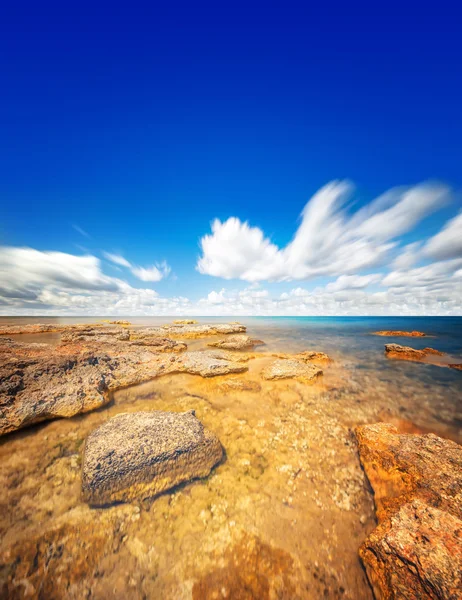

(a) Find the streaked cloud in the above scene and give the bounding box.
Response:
[103,252,132,268]
[197,181,450,282]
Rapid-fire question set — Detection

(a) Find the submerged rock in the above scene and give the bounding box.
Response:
[261,359,322,383]
[385,343,444,361]
[82,410,223,504]
[449,363,462,371]
[0,505,134,599]
[271,350,332,365]
[207,334,264,350]
[374,330,427,337]
[217,378,262,393]
[356,423,462,599]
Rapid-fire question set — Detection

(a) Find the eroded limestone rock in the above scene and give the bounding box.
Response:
[356,423,462,600]
[271,350,332,366]
[82,410,223,504]
[374,331,427,337]
[132,323,246,339]
[207,334,264,350]
[385,343,444,362]
[261,359,322,383]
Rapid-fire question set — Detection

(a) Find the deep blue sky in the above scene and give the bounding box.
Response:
[1,3,461,307]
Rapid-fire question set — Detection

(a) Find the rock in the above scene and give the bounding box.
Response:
[207,334,264,350]
[192,533,298,600]
[176,351,248,377]
[173,319,198,324]
[374,331,427,337]
[128,337,187,352]
[272,350,332,365]
[82,410,223,504]
[360,499,462,600]
[355,423,462,599]
[384,343,444,362]
[0,506,133,599]
[133,323,246,339]
[218,379,262,393]
[0,353,115,436]
[0,322,105,335]
[0,342,246,436]
[261,359,322,383]
[355,423,462,522]
[109,320,131,325]
[449,364,462,371]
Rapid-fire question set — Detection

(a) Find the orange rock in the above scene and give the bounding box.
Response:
[355,424,462,599]
[373,330,426,337]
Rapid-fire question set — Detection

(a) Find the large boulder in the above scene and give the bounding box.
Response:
[356,424,462,599]
[82,410,223,504]
[261,359,322,383]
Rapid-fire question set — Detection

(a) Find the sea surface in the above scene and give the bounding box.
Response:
[1,316,461,598]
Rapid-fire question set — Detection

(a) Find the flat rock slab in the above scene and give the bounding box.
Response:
[356,423,462,600]
[82,410,223,504]
[207,334,264,350]
[0,353,115,436]
[176,351,248,377]
[271,350,332,365]
[132,323,246,339]
[261,359,322,383]
[374,330,427,337]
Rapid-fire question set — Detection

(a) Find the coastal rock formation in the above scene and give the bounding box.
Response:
[176,351,248,377]
[108,320,131,325]
[0,322,106,335]
[207,334,264,350]
[449,363,462,371]
[374,331,427,337]
[261,359,322,383]
[271,350,332,366]
[0,505,135,599]
[385,343,444,362]
[173,319,198,324]
[82,411,223,504]
[0,352,115,436]
[217,378,262,393]
[356,423,462,599]
[361,499,462,600]
[0,335,249,435]
[157,322,246,338]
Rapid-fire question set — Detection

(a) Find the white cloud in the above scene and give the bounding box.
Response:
[392,242,422,270]
[423,212,462,261]
[131,261,171,282]
[197,181,450,282]
[325,274,381,292]
[103,252,132,268]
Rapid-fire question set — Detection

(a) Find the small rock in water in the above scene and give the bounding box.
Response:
[82,410,223,505]
[384,343,444,361]
[373,330,427,337]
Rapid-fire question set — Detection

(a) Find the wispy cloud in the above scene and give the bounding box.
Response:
[72,224,90,238]
[197,181,450,282]
[103,252,132,268]
[131,262,171,282]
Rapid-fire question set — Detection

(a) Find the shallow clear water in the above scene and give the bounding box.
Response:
[1,317,461,598]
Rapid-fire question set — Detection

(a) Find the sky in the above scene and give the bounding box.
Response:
[1,4,461,316]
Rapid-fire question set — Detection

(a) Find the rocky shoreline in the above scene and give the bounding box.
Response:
[0,321,461,599]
